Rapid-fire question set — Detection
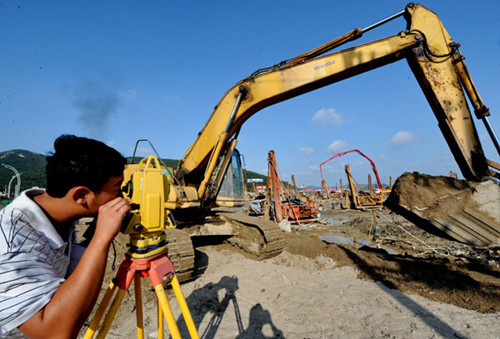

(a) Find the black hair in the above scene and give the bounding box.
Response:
[45,134,126,197]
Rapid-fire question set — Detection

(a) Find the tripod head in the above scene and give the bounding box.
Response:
[120,154,177,259]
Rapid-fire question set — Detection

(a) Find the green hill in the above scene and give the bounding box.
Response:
[0,150,268,194]
[0,150,47,192]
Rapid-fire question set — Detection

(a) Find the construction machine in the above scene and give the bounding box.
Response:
[319,149,390,208]
[264,150,319,223]
[122,3,500,281]
[344,164,384,210]
[320,150,386,193]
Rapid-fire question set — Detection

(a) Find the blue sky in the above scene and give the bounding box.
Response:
[1,0,499,187]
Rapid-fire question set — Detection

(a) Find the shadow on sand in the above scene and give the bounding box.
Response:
[176,274,283,338]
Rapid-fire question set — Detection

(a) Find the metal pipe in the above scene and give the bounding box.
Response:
[7,175,15,198]
[361,9,406,34]
[482,116,500,156]
[225,86,247,133]
[2,164,21,197]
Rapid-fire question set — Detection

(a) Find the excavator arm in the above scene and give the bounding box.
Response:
[176,3,498,204]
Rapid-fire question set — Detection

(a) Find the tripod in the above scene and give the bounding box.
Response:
[83,232,199,339]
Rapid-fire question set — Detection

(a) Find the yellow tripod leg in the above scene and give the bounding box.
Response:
[84,281,117,339]
[158,299,164,339]
[170,274,200,339]
[154,283,181,339]
[134,275,144,339]
[95,287,128,339]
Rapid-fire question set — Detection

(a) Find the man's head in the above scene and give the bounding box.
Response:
[46,135,126,199]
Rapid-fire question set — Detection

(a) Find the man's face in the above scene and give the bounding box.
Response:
[87,174,124,215]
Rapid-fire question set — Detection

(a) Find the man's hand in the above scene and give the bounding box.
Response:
[94,197,130,244]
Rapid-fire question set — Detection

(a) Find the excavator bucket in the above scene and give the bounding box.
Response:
[385,172,500,247]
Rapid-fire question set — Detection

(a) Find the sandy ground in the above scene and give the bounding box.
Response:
[87,246,500,339]
[79,209,500,338]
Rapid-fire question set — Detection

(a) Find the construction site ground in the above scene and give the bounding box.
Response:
[79,207,500,338]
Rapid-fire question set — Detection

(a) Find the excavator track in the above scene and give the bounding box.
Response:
[222,210,285,259]
[165,228,195,282]
[165,211,284,283]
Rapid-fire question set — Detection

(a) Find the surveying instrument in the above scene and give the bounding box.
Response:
[84,154,199,339]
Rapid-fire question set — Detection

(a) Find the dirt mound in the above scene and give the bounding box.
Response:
[385,172,474,213]
[385,172,500,246]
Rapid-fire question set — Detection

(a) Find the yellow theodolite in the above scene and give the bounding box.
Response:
[84,153,199,339]
[120,155,176,258]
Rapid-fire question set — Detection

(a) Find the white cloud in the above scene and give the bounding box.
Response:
[312,108,343,127]
[300,147,314,155]
[390,131,417,147]
[320,163,342,174]
[379,155,387,161]
[309,164,320,171]
[327,140,348,154]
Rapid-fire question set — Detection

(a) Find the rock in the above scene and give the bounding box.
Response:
[279,219,292,232]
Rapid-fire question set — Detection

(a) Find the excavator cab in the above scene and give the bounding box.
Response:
[215,149,246,207]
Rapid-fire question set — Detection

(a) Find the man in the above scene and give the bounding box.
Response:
[0,135,131,338]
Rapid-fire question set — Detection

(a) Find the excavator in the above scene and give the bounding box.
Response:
[121,3,499,281]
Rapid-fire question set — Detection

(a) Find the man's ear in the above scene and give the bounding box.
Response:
[72,187,91,207]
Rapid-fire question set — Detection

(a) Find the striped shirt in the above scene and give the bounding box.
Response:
[0,189,78,338]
